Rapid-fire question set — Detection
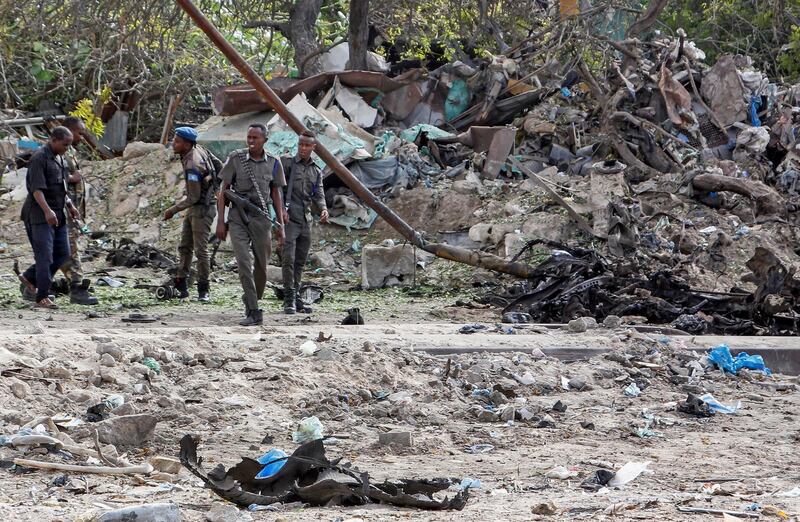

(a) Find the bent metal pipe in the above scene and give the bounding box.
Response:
[175,0,539,279]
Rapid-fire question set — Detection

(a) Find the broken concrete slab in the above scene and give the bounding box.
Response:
[378,431,413,447]
[361,243,417,290]
[95,414,158,448]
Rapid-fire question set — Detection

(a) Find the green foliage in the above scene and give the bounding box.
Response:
[663,0,800,81]
[778,25,800,79]
[29,42,55,84]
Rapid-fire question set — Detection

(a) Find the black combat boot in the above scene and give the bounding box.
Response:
[239,308,263,326]
[70,279,98,305]
[174,277,189,299]
[295,286,311,313]
[197,281,210,302]
[283,287,296,315]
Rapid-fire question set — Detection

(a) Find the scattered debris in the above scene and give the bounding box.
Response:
[179,435,470,510]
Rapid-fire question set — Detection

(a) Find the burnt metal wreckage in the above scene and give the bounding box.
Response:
[485,240,800,336]
[179,435,470,510]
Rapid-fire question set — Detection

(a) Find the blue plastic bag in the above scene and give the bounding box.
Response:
[255,448,288,479]
[707,344,771,375]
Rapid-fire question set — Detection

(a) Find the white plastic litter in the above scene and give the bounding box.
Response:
[776,486,800,497]
[545,466,578,480]
[623,382,641,397]
[299,340,317,356]
[608,461,651,487]
[292,416,324,443]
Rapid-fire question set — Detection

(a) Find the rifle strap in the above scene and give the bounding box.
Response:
[285,159,295,211]
[236,150,270,216]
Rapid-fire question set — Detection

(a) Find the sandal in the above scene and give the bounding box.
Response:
[35,297,59,309]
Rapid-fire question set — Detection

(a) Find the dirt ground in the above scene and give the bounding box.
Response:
[1,292,799,521]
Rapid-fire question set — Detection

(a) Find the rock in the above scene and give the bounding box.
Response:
[452,180,481,194]
[95,414,158,447]
[99,367,118,383]
[503,232,527,258]
[309,251,336,269]
[9,378,30,399]
[566,317,597,333]
[499,405,516,421]
[96,343,124,361]
[477,409,499,422]
[129,363,152,377]
[602,315,622,328]
[489,390,508,406]
[98,503,180,522]
[112,403,137,416]
[537,414,556,428]
[99,353,117,367]
[66,389,93,403]
[468,222,518,245]
[265,265,283,284]
[532,501,559,515]
[122,142,164,160]
[522,212,572,243]
[362,341,375,352]
[205,502,251,522]
[387,391,411,403]
[361,244,417,290]
[378,431,413,447]
[315,347,339,362]
[504,201,525,216]
[150,456,182,474]
[44,366,73,380]
[568,377,588,391]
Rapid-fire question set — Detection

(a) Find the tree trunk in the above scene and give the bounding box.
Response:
[692,173,786,217]
[287,0,324,77]
[348,0,369,70]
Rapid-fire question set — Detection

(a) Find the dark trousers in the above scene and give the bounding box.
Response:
[23,221,70,301]
[282,220,311,293]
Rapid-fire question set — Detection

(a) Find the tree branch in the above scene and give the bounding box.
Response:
[243,19,286,31]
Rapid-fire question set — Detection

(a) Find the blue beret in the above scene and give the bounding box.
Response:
[175,126,198,142]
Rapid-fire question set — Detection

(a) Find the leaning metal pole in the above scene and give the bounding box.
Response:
[176,0,538,279]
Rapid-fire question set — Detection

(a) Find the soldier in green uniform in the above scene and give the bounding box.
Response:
[60,116,97,305]
[163,126,218,301]
[216,124,286,326]
[281,131,328,314]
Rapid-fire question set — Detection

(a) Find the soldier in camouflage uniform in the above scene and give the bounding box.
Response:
[281,131,328,314]
[163,126,218,301]
[59,117,97,305]
[216,124,286,326]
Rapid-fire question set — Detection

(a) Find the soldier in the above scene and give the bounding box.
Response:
[59,116,97,305]
[216,124,286,326]
[19,126,80,309]
[281,130,328,314]
[163,126,218,301]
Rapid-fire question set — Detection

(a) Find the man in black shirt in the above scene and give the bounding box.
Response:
[19,126,80,309]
